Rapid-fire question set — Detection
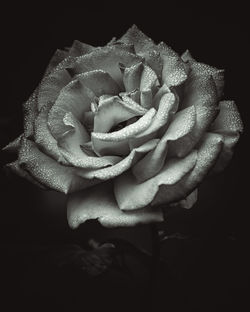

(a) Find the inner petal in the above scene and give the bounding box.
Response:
[66,46,143,89]
[48,79,95,139]
[91,108,156,156]
[93,95,146,133]
[76,70,121,96]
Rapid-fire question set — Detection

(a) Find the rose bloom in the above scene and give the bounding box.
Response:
[4,25,243,228]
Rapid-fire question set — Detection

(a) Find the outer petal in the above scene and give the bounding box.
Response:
[67,182,164,229]
[68,40,95,57]
[168,189,198,209]
[190,62,224,99]
[37,69,72,111]
[34,101,65,162]
[66,45,143,88]
[210,100,243,133]
[2,134,22,153]
[23,89,39,138]
[210,100,243,172]
[181,50,224,99]
[171,74,219,157]
[159,42,188,87]
[114,150,197,211]
[5,160,47,189]
[151,132,223,206]
[18,138,97,193]
[44,49,69,75]
[118,24,157,55]
[181,49,195,62]
[119,29,162,80]
[108,42,136,54]
[211,132,240,173]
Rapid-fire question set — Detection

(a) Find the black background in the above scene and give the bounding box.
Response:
[1,2,249,312]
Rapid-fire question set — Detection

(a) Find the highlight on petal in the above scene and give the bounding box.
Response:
[151,132,223,206]
[114,150,197,211]
[67,182,163,229]
[18,137,97,194]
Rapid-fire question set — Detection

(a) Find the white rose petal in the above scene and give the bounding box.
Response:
[114,150,198,211]
[67,181,164,229]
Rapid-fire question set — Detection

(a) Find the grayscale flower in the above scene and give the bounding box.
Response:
[4,25,243,228]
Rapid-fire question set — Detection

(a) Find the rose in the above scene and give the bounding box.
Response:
[4,25,243,228]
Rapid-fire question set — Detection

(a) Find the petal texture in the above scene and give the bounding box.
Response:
[210,100,243,172]
[114,150,197,211]
[67,182,163,229]
[152,132,223,206]
[18,138,97,193]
